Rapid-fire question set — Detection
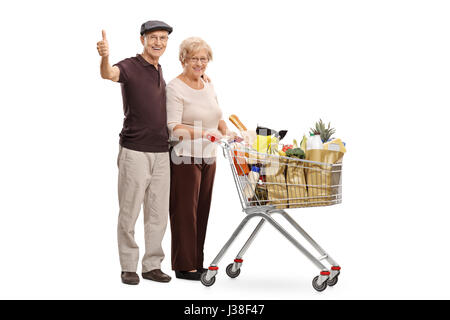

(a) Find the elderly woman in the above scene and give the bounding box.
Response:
[166,37,235,280]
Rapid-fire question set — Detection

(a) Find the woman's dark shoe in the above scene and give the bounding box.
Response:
[175,270,201,281]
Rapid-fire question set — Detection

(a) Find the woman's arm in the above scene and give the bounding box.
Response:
[172,124,204,140]
[172,124,223,141]
[218,120,228,136]
[218,120,241,141]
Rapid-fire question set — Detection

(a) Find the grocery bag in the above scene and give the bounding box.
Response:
[286,158,308,208]
[263,156,288,209]
[305,149,344,207]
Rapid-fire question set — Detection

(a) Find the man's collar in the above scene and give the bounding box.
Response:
[136,54,160,69]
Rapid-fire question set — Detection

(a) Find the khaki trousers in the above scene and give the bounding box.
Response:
[117,146,170,273]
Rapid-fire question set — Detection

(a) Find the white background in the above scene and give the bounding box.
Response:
[0,0,449,299]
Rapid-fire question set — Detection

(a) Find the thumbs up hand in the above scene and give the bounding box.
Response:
[97,30,109,57]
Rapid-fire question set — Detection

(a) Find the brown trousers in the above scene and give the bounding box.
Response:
[169,153,216,271]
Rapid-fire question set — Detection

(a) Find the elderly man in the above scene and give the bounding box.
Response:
[97,20,173,285]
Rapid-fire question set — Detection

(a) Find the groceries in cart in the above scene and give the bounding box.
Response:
[228,116,346,209]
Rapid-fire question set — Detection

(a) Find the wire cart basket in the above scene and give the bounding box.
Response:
[200,139,343,292]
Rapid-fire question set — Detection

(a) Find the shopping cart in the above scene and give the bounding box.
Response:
[200,138,343,292]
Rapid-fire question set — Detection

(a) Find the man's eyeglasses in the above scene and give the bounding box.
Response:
[146,35,168,43]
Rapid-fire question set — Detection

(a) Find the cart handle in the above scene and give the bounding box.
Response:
[206,134,243,144]
[206,134,218,143]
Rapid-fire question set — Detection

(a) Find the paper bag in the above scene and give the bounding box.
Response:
[305,149,344,207]
[263,156,288,209]
[286,158,308,208]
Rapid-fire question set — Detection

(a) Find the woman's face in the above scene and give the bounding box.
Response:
[183,48,209,79]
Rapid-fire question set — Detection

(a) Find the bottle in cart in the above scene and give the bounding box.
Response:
[243,165,260,199]
[251,175,268,206]
[232,143,250,176]
[306,133,323,150]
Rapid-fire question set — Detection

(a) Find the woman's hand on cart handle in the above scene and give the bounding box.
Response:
[227,131,244,143]
[204,130,223,143]
[206,134,217,142]
[207,135,244,144]
[205,131,243,143]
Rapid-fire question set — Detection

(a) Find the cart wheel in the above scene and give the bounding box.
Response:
[226,263,241,278]
[200,271,216,287]
[327,276,338,287]
[312,276,327,292]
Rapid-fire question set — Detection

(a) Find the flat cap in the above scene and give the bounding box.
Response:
[140,20,173,35]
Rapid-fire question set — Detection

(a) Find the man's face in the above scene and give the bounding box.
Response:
[141,30,169,59]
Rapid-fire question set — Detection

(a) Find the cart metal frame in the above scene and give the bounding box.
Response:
[200,140,343,291]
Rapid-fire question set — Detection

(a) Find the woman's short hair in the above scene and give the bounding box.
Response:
[179,37,213,64]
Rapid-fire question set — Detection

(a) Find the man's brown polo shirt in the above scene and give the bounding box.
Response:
[113,54,169,152]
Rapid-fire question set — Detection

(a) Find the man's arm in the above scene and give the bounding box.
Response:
[97,30,120,82]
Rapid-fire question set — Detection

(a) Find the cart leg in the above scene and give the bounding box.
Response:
[276,210,341,280]
[204,214,255,281]
[230,218,266,273]
[258,213,329,273]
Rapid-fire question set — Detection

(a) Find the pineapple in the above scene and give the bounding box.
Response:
[309,119,336,143]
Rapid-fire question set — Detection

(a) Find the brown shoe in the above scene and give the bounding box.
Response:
[142,269,172,283]
[121,271,140,285]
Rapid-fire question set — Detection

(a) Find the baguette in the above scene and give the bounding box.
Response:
[229,114,247,131]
